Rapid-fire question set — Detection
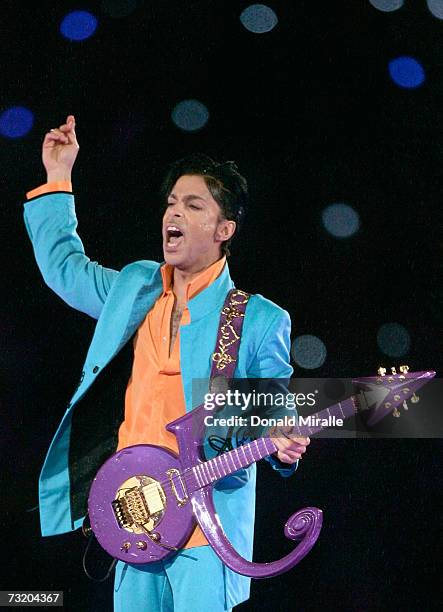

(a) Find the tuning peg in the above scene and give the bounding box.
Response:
[399,365,409,380]
[403,400,409,411]
[411,392,420,404]
[393,407,401,418]
[378,367,387,376]
[391,367,397,375]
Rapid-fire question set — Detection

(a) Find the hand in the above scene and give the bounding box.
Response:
[270,426,310,464]
[42,115,79,182]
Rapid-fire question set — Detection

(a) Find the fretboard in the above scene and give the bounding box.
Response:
[191,397,357,489]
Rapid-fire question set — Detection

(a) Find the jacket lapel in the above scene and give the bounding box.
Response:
[71,261,163,404]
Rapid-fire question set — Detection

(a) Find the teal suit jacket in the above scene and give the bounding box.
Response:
[23,191,296,607]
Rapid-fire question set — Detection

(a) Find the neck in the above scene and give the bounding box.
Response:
[172,254,222,298]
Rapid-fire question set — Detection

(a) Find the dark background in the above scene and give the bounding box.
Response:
[1,1,442,610]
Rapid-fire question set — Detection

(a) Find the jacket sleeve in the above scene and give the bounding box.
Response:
[23,191,119,319]
[248,309,298,477]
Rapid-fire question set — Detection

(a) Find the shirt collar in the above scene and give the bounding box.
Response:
[160,256,227,302]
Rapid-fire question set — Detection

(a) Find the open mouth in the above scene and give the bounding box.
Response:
[165,225,184,248]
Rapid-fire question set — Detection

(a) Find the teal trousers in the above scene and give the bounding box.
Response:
[114,545,234,611]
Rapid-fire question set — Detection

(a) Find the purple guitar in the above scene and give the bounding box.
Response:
[87,366,434,577]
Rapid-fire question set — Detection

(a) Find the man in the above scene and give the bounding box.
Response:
[23,115,309,611]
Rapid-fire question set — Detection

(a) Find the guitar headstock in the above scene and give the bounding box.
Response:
[352,365,436,426]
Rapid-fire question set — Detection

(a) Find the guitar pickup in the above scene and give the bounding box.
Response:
[141,484,164,514]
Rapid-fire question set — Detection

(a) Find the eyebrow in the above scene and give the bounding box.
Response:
[168,193,207,203]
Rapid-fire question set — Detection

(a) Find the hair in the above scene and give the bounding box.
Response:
[160,153,248,256]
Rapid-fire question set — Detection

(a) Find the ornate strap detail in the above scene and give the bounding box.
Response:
[210,289,250,380]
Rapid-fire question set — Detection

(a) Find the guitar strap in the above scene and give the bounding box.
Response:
[210,288,251,381]
[206,288,251,454]
[209,288,251,393]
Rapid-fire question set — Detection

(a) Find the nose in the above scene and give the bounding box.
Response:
[165,201,184,220]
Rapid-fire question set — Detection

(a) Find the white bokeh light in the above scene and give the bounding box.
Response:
[101,0,138,18]
[369,0,404,12]
[377,323,411,358]
[427,0,443,20]
[291,335,327,370]
[171,99,209,132]
[240,4,278,33]
[322,203,360,238]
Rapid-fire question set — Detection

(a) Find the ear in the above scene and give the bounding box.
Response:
[215,219,236,243]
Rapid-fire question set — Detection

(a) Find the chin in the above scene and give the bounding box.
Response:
[163,250,184,266]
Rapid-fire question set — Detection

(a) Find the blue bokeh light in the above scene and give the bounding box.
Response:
[60,10,98,41]
[322,203,360,238]
[388,56,425,89]
[0,106,34,138]
[171,99,209,132]
[377,323,411,357]
[291,335,327,370]
[240,4,278,33]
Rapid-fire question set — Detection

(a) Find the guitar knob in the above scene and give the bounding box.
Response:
[136,541,148,550]
[120,541,131,552]
[150,532,160,542]
[393,408,401,418]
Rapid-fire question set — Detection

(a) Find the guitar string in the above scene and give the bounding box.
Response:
[113,397,357,502]
[121,436,273,499]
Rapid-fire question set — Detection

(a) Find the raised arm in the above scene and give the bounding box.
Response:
[23,115,118,319]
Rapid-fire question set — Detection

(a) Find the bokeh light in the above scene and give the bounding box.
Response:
[369,0,404,12]
[291,335,327,370]
[426,0,443,20]
[171,99,209,132]
[0,106,34,138]
[101,0,138,18]
[60,10,98,41]
[388,56,425,89]
[377,323,411,357]
[322,203,360,238]
[240,4,278,33]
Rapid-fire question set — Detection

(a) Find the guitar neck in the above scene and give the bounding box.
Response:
[192,397,357,488]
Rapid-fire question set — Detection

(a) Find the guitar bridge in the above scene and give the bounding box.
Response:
[112,476,166,534]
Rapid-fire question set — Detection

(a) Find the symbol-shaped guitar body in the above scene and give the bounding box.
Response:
[88,402,323,577]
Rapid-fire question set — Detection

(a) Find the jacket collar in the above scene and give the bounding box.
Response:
[150,258,234,323]
[186,259,234,323]
[85,259,234,370]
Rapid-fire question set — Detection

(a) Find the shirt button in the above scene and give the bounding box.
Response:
[93,366,99,374]
[163,336,167,342]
